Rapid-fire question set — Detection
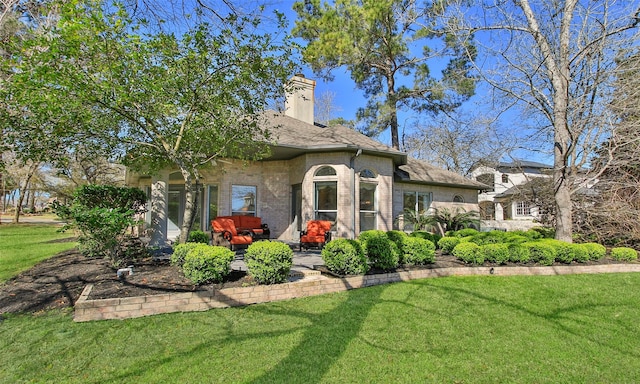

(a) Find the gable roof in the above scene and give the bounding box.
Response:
[396,158,487,189]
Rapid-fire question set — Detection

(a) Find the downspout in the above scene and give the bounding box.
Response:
[350,149,362,239]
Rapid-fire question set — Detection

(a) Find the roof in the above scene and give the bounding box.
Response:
[261,111,406,164]
[396,158,488,190]
[497,160,552,171]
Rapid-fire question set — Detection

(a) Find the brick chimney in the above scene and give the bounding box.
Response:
[284,74,316,125]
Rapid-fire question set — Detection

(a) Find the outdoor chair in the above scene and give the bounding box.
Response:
[211,218,253,250]
[300,220,332,251]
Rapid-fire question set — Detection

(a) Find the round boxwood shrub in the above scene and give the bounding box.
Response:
[244,241,294,284]
[452,242,483,264]
[580,243,606,261]
[171,242,200,266]
[358,230,399,270]
[410,231,442,245]
[402,237,436,265]
[611,247,638,262]
[187,230,210,244]
[454,228,479,238]
[386,230,409,264]
[550,240,577,264]
[470,231,507,245]
[182,244,234,284]
[438,236,460,255]
[480,243,510,264]
[321,239,369,275]
[508,243,530,263]
[522,241,557,266]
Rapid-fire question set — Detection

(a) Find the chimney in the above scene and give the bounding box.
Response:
[284,74,316,125]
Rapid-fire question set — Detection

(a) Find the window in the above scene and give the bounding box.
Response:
[479,201,495,220]
[477,173,495,192]
[453,195,464,203]
[315,166,336,176]
[207,185,218,229]
[231,185,256,216]
[501,174,509,183]
[315,181,337,221]
[516,201,531,216]
[402,191,432,230]
[360,169,376,178]
[360,182,377,232]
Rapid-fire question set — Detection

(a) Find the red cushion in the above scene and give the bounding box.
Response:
[301,235,326,244]
[212,218,237,236]
[229,235,253,245]
[305,220,331,237]
[239,215,261,230]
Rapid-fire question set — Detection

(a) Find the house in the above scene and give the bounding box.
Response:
[126,75,486,245]
[472,160,552,231]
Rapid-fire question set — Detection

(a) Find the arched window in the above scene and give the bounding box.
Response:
[314,166,337,222]
[359,169,376,178]
[453,195,464,203]
[315,166,336,177]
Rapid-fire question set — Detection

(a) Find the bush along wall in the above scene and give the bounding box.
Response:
[182,244,235,284]
[244,241,293,284]
[321,239,369,275]
[358,230,399,270]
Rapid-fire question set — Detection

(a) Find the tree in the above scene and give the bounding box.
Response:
[292,0,476,150]
[445,1,640,242]
[11,0,297,243]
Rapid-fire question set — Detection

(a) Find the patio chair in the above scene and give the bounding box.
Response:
[300,220,332,251]
[211,218,253,250]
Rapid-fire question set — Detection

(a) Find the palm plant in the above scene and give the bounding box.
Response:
[422,207,480,235]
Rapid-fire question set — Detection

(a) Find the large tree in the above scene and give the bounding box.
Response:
[292,0,476,149]
[445,1,640,242]
[9,0,297,242]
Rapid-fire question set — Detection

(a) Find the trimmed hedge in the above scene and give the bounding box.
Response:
[386,230,409,264]
[358,230,399,270]
[182,244,234,284]
[580,243,606,261]
[321,239,369,275]
[480,243,510,264]
[402,237,436,265]
[611,247,638,262]
[438,236,460,255]
[187,230,210,244]
[508,243,531,263]
[171,242,200,266]
[522,241,556,266]
[452,242,483,264]
[410,231,442,246]
[244,241,293,284]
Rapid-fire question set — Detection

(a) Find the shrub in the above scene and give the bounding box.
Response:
[580,243,606,261]
[452,242,483,264]
[454,228,479,238]
[571,244,590,263]
[171,242,200,266]
[402,237,436,265]
[358,230,399,270]
[182,244,234,284]
[503,234,529,245]
[550,240,577,264]
[188,230,210,244]
[386,230,409,264]
[611,247,638,262]
[480,243,510,264]
[522,241,556,266]
[530,227,554,239]
[472,231,508,245]
[508,243,530,263]
[438,236,460,255]
[244,241,293,284]
[410,231,442,245]
[321,239,369,275]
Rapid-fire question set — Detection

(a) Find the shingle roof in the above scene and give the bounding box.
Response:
[396,158,488,189]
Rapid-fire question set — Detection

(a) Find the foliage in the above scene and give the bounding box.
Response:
[423,207,480,235]
[409,231,442,246]
[292,0,476,149]
[508,243,531,263]
[401,237,436,265]
[437,236,460,255]
[182,244,234,285]
[522,241,557,266]
[321,239,369,275]
[579,243,606,261]
[550,240,579,264]
[171,243,200,266]
[53,185,146,268]
[453,228,480,238]
[452,242,483,264]
[358,230,399,270]
[479,243,510,265]
[386,230,409,264]
[244,241,293,284]
[610,247,638,262]
[187,230,209,244]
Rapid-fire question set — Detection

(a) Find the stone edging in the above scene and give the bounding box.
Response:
[74,263,640,322]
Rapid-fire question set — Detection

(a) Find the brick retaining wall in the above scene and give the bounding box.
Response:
[74,263,640,322]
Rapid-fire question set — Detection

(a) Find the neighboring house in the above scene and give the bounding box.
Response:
[126,75,486,245]
[472,160,552,231]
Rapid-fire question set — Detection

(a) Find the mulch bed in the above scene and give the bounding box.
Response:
[0,248,632,315]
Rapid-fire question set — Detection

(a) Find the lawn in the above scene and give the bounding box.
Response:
[0,224,77,283]
[2,272,640,383]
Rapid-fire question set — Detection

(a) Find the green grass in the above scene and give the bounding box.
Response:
[2,273,640,383]
[0,224,77,283]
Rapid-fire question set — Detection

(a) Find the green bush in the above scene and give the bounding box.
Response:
[571,244,590,263]
[438,236,460,254]
[171,242,200,266]
[508,243,531,263]
[410,231,442,246]
[580,243,606,261]
[611,247,638,262]
[182,244,234,284]
[530,227,554,239]
[386,230,409,264]
[358,230,399,270]
[402,237,436,265]
[454,228,479,238]
[503,234,529,245]
[188,230,210,244]
[470,231,507,245]
[480,243,510,264]
[452,242,483,264]
[550,240,577,264]
[321,239,369,275]
[244,241,294,284]
[523,241,557,266]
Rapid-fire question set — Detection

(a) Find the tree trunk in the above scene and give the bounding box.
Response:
[178,166,200,244]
